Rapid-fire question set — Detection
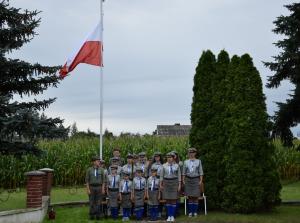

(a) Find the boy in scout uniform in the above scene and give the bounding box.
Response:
[146,166,160,222]
[136,152,149,178]
[132,167,147,221]
[106,165,120,220]
[119,171,133,222]
[85,156,105,220]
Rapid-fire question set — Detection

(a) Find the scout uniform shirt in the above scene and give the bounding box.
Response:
[85,166,105,186]
[132,176,146,190]
[119,179,133,193]
[160,162,181,181]
[107,174,121,189]
[151,162,163,177]
[121,163,137,179]
[182,159,204,177]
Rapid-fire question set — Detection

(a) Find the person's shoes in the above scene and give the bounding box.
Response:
[158,212,161,218]
[194,213,198,217]
[125,217,130,221]
[122,217,126,221]
[166,216,171,222]
[170,216,175,222]
[188,213,193,217]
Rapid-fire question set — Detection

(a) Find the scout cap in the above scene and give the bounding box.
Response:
[110,165,118,170]
[91,156,101,161]
[166,152,175,157]
[136,167,143,172]
[122,170,130,176]
[113,147,121,152]
[188,148,197,153]
[154,151,161,156]
[133,154,138,159]
[127,153,133,158]
[138,152,146,157]
[112,157,120,161]
[151,166,158,172]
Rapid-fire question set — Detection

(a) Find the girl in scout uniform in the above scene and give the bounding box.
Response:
[132,167,146,221]
[136,152,149,178]
[146,166,160,221]
[106,165,120,220]
[122,154,136,180]
[182,148,203,217]
[119,171,133,222]
[160,152,181,222]
[150,151,163,217]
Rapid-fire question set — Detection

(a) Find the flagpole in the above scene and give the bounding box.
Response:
[99,0,104,159]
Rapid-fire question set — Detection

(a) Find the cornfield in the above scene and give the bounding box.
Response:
[273,139,300,181]
[0,135,189,188]
[1,136,299,189]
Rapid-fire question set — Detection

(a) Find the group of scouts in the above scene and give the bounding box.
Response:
[85,147,204,222]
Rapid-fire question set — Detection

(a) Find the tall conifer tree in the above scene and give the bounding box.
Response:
[0,1,68,155]
[222,54,281,213]
[264,3,300,146]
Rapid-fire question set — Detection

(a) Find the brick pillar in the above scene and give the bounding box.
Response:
[39,168,54,196]
[25,171,45,208]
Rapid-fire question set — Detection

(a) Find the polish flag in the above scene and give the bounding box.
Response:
[60,22,103,78]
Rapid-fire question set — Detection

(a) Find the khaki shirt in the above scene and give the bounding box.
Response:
[85,167,105,185]
[160,163,181,181]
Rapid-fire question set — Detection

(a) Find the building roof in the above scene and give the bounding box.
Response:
[156,123,191,136]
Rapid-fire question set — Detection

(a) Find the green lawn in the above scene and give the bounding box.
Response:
[42,205,300,223]
[281,181,300,201]
[1,181,299,212]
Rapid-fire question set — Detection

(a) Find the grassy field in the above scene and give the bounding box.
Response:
[42,205,300,223]
[1,181,299,211]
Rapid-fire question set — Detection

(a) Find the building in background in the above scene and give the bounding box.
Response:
[154,123,191,136]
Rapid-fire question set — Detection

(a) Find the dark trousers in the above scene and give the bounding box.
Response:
[89,186,103,218]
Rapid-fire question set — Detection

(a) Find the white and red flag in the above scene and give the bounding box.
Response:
[60,22,103,78]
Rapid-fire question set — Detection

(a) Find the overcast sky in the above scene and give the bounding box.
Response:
[10,0,297,135]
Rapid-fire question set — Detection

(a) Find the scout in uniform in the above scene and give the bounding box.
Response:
[108,157,122,175]
[109,147,124,166]
[106,165,120,220]
[132,167,147,221]
[119,171,133,222]
[150,152,163,177]
[171,150,183,216]
[160,152,181,222]
[182,147,204,217]
[146,166,161,221]
[136,152,149,178]
[121,153,136,180]
[150,151,163,217]
[85,156,105,220]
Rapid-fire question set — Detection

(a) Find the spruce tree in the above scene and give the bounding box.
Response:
[222,54,281,213]
[0,1,68,155]
[264,3,300,146]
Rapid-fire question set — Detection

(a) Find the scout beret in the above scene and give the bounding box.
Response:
[151,166,158,171]
[111,157,120,161]
[188,148,197,153]
[113,147,121,152]
[110,165,118,169]
[135,167,143,172]
[154,152,161,156]
[166,152,175,157]
[127,153,133,158]
[91,156,101,161]
[138,152,146,157]
[122,170,130,176]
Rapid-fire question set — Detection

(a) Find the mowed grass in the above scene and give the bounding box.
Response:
[281,181,300,201]
[1,181,300,211]
[42,205,300,223]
